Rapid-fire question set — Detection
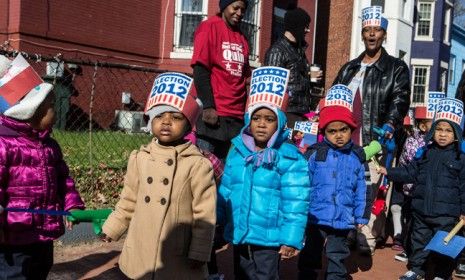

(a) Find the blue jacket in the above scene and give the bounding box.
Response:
[217,108,310,249]
[306,141,370,229]
[388,142,465,218]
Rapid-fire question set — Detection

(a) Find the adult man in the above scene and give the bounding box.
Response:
[264,7,323,127]
[332,6,411,255]
[191,0,250,161]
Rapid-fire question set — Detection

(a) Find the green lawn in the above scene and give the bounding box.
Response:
[53,130,152,169]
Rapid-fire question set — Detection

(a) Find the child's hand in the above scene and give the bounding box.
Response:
[279,245,298,260]
[187,259,205,269]
[99,233,112,243]
[461,215,465,224]
[377,166,387,176]
[64,208,81,230]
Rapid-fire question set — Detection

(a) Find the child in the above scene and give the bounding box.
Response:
[217,68,310,279]
[379,98,465,280]
[391,105,433,262]
[298,84,370,280]
[0,54,85,279]
[101,73,217,279]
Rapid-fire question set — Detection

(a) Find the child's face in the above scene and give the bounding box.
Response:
[433,121,455,147]
[418,119,433,133]
[250,107,278,150]
[151,112,189,145]
[30,93,56,131]
[324,121,351,148]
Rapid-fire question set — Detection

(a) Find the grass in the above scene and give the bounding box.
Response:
[52,130,152,169]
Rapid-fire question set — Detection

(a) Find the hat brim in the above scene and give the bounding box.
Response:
[3,83,53,120]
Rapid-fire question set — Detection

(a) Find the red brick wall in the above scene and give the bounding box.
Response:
[317,0,353,90]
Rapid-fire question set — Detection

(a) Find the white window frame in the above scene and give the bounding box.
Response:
[411,64,431,105]
[443,5,452,45]
[415,0,435,42]
[170,0,208,59]
[449,55,456,85]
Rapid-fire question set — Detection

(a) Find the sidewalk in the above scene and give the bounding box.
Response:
[49,238,409,279]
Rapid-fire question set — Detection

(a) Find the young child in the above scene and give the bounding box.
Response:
[298,84,370,280]
[217,68,310,279]
[379,98,465,280]
[0,54,84,279]
[391,105,434,262]
[101,73,217,279]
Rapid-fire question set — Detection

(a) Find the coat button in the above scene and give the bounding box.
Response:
[147,177,153,184]
[163,178,169,185]
[166,159,173,166]
[160,198,166,205]
[144,196,150,203]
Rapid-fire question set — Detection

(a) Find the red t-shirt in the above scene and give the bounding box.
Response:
[191,16,250,119]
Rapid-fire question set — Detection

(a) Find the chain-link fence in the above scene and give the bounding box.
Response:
[1,49,172,207]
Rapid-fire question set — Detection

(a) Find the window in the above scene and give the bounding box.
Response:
[398,50,407,61]
[240,0,260,61]
[401,0,408,20]
[415,1,434,39]
[412,65,430,103]
[440,68,447,92]
[449,55,456,85]
[173,0,207,52]
[371,0,385,10]
[443,6,451,44]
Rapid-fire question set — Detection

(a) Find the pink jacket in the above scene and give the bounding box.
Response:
[0,116,84,245]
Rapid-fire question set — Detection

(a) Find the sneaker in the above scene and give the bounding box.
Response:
[399,270,424,280]
[456,263,465,278]
[395,251,408,262]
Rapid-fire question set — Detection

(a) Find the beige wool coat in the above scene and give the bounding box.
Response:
[102,140,217,279]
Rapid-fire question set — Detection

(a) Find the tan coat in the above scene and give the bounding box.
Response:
[103,140,216,279]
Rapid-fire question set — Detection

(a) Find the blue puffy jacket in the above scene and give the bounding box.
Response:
[217,108,310,250]
[307,141,370,229]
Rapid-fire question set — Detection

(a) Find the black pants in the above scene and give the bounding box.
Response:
[233,245,280,280]
[0,241,53,280]
[298,225,350,280]
[408,212,456,278]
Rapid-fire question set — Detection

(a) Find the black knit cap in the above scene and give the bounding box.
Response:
[284,8,311,45]
[219,0,248,12]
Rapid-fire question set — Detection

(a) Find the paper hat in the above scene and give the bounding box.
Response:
[294,121,319,147]
[362,6,388,31]
[403,108,415,126]
[145,72,202,127]
[433,98,464,129]
[318,84,357,129]
[247,66,290,115]
[0,54,53,120]
[415,92,446,120]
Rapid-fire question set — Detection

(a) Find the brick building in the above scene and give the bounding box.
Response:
[0,0,354,128]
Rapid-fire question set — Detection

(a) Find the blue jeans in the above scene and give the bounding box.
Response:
[234,245,280,280]
[298,225,350,280]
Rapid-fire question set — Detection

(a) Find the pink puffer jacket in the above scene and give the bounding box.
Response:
[0,116,84,245]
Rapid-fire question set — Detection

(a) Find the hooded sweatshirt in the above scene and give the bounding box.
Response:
[217,108,310,249]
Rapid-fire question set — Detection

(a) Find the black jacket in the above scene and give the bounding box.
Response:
[333,48,411,144]
[387,144,465,218]
[264,37,313,114]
